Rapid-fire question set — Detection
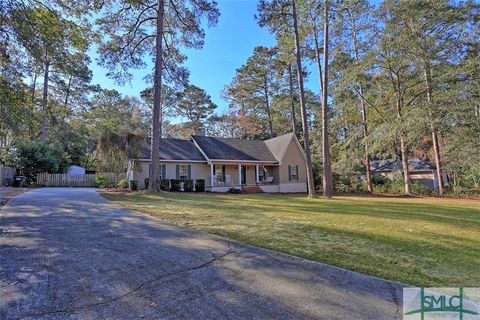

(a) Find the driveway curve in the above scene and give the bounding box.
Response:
[1,188,403,319]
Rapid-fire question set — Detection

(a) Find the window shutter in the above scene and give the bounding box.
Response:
[161,165,166,179]
[176,165,180,179]
[288,165,292,181]
[222,165,226,182]
[213,165,216,175]
[296,165,299,180]
[187,165,191,179]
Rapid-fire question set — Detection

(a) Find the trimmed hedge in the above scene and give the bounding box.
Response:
[184,179,194,192]
[144,178,149,189]
[160,179,170,191]
[170,179,181,191]
[195,179,205,192]
[129,180,138,191]
[227,187,242,194]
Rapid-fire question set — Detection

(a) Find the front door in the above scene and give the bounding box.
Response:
[241,166,247,185]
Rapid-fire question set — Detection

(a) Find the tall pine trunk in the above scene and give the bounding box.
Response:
[291,0,315,197]
[263,75,273,137]
[394,79,411,195]
[64,75,72,109]
[31,70,37,103]
[40,60,50,142]
[321,0,333,197]
[349,14,373,192]
[148,0,164,192]
[313,23,323,100]
[423,60,443,195]
[288,64,297,135]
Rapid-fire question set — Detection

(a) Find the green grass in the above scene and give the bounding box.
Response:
[102,191,480,286]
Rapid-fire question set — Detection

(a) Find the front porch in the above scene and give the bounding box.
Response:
[206,162,279,192]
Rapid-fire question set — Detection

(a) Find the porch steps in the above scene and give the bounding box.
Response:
[242,185,264,193]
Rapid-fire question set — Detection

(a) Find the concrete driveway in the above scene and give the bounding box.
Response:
[1,188,404,319]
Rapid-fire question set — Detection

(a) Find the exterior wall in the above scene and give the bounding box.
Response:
[259,185,280,193]
[134,161,209,190]
[210,164,275,186]
[279,183,307,193]
[278,139,307,185]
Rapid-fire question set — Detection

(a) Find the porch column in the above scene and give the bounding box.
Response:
[238,164,242,186]
[256,164,259,183]
[210,163,215,186]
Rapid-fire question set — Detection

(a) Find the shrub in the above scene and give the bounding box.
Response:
[5,141,71,184]
[129,180,138,191]
[183,180,194,192]
[160,179,170,191]
[144,178,149,189]
[195,179,205,192]
[117,178,128,188]
[227,187,242,194]
[96,175,106,188]
[170,179,181,191]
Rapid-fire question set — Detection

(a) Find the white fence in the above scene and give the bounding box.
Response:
[37,172,127,187]
[0,166,16,186]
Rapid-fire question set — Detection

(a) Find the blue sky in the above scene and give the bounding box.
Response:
[89,0,317,114]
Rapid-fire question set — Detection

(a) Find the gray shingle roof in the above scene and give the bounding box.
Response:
[144,138,206,161]
[191,135,278,162]
[264,133,295,161]
[369,159,435,172]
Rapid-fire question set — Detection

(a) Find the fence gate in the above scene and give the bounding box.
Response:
[36,173,126,187]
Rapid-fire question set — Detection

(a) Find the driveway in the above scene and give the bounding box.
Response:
[1,188,403,319]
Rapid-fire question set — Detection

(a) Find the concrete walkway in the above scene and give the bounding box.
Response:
[0,188,404,319]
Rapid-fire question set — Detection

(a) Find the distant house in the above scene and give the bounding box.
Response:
[366,158,447,190]
[127,132,308,193]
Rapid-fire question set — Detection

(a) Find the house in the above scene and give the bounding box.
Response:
[367,158,447,190]
[127,132,308,193]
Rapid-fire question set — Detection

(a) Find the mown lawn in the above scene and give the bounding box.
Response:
[102,191,480,287]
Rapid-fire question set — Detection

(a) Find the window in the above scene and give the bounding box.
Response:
[288,165,298,181]
[258,167,265,182]
[215,165,224,182]
[159,165,166,179]
[179,165,189,180]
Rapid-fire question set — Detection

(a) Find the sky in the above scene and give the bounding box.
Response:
[89,0,317,114]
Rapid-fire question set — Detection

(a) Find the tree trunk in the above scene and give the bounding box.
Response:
[394,78,411,195]
[264,75,274,138]
[31,70,37,103]
[288,64,297,135]
[423,61,443,195]
[321,0,333,197]
[148,0,164,192]
[313,22,323,102]
[40,60,50,142]
[399,132,411,195]
[291,0,315,198]
[349,14,373,192]
[360,94,373,192]
[64,75,72,109]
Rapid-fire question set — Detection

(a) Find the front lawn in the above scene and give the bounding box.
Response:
[102,192,480,287]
